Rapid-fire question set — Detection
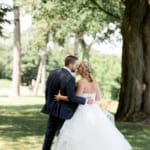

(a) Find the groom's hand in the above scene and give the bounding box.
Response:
[86,97,94,104]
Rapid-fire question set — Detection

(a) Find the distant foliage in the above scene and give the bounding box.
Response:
[46,47,72,75]
[0,40,12,79]
[21,50,40,85]
[90,52,121,101]
[0,38,121,100]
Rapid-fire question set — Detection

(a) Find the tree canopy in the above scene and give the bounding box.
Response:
[14,0,124,47]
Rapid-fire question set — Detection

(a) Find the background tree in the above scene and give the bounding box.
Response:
[12,6,21,96]
[1,1,121,98]
[15,0,123,96]
[22,0,123,61]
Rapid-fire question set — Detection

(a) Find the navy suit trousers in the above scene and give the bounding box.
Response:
[42,115,65,150]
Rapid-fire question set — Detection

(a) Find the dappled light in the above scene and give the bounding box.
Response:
[0,105,46,137]
[0,105,47,149]
[0,0,150,149]
[117,122,150,150]
[0,101,149,149]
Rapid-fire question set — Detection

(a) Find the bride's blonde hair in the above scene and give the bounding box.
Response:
[79,61,94,82]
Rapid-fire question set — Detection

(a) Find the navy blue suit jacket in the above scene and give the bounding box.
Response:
[41,68,86,119]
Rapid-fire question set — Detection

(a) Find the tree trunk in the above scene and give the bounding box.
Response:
[41,48,47,93]
[73,34,79,57]
[79,37,91,62]
[143,0,150,117]
[34,48,46,95]
[80,39,90,62]
[12,7,21,96]
[116,0,150,124]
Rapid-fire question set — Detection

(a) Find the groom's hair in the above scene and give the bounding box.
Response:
[65,55,78,66]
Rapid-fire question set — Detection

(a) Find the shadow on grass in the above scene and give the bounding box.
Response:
[0,95,9,97]
[0,105,48,140]
[117,122,150,150]
[0,105,150,150]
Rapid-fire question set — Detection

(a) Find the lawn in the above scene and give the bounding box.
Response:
[0,103,47,150]
[0,97,150,150]
[117,122,150,150]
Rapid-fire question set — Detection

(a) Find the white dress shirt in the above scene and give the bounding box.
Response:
[63,66,75,77]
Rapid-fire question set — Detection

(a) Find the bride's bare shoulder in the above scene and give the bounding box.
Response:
[77,78,87,84]
[77,79,87,88]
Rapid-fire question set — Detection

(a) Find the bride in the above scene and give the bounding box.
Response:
[53,62,132,150]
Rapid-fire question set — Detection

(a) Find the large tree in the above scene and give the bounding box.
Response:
[116,0,150,123]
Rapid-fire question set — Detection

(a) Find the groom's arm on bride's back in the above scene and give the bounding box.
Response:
[66,78,86,104]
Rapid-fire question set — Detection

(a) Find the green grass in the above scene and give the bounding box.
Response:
[0,96,44,106]
[0,78,44,97]
[0,97,150,150]
[0,104,47,150]
[0,79,11,88]
[117,122,150,150]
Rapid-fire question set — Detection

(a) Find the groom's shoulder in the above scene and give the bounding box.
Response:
[61,68,72,76]
[47,69,61,79]
[49,68,72,79]
[49,68,61,74]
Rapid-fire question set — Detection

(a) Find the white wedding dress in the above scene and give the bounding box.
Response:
[54,93,132,150]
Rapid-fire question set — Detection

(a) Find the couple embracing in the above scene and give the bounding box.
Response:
[41,55,132,150]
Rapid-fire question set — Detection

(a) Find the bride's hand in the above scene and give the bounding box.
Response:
[54,92,68,102]
[54,92,61,101]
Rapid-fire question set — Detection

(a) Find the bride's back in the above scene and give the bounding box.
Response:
[76,78,101,101]
[78,78,97,93]
[79,78,97,93]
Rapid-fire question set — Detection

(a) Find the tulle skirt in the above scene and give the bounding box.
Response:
[54,103,132,150]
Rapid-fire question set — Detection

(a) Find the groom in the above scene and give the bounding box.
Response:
[41,55,93,150]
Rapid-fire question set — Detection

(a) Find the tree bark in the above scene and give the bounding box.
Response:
[41,48,46,93]
[34,48,46,95]
[73,33,80,57]
[80,38,90,62]
[143,0,150,115]
[116,0,150,123]
[12,7,21,96]
[78,34,92,62]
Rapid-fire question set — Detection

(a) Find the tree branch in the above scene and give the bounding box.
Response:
[90,0,121,20]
